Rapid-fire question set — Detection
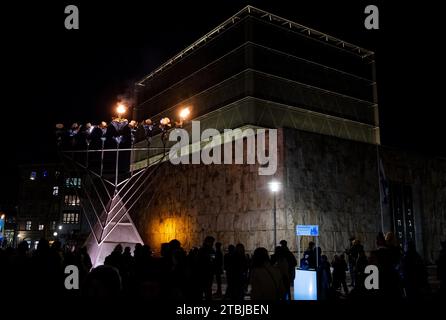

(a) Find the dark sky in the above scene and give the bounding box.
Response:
[1,0,445,204]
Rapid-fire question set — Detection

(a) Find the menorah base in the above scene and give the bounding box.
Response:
[84,220,143,267]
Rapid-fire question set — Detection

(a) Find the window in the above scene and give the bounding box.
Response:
[65,177,81,188]
[38,224,44,231]
[43,170,48,178]
[63,213,80,224]
[53,186,59,196]
[25,220,32,230]
[34,241,39,250]
[51,221,56,230]
[64,194,80,206]
[29,171,37,180]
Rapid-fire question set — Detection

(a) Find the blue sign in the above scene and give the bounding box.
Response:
[0,216,4,241]
[296,225,319,236]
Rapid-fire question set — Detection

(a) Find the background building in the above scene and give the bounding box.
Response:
[125,6,446,262]
[16,163,89,249]
[0,205,17,247]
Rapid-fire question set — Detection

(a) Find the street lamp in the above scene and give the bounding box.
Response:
[268,180,281,248]
[53,232,58,237]
[58,225,62,230]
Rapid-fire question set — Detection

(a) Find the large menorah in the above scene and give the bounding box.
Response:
[56,108,189,266]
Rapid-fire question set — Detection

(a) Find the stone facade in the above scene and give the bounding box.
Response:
[133,129,285,253]
[133,128,381,256]
[283,128,381,258]
[132,127,445,262]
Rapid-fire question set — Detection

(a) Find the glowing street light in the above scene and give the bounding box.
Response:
[268,180,281,248]
[53,232,58,237]
[58,225,63,230]
[269,181,281,193]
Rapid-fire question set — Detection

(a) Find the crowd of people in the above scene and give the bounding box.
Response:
[0,233,445,301]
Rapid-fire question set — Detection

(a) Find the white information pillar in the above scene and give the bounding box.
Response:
[294,224,319,300]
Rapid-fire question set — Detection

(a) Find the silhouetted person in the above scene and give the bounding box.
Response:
[401,241,428,300]
[279,239,297,299]
[346,238,364,287]
[186,247,201,300]
[385,232,402,269]
[79,246,92,274]
[134,244,160,299]
[332,254,349,295]
[164,239,187,299]
[346,237,356,281]
[250,247,285,300]
[9,241,31,294]
[83,265,122,298]
[300,253,310,270]
[228,243,249,300]
[355,250,368,291]
[304,241,316,269]
[224,244,236,299]
[104,244,124,273]
[197,236,216,300]
[272,246,290,300]
[318,254,332,300]
[120,246,133,292]
[214,242,223,297]
[373,232,402,299]
[31,238,64,294]
[437,241,446,296]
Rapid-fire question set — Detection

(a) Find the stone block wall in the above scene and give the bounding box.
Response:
[283,128,381,258]
[132,129,285,253]
[131,127,445,262]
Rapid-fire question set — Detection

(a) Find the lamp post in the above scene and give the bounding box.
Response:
[268,181,281,249]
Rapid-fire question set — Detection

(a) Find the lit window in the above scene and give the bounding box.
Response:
[34,241,39,250]
[53,186,59,196]
[63,213,80,224]
[64,194,80,206]
[51,221,56,230]
[25,220,32,230]
[38,224,44,231]
[30,172,37,180]
[65,177,82,188]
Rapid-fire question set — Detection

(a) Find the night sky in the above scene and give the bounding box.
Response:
[1,0,445,205]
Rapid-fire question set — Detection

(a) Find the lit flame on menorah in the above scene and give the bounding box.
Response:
[55,103,191,266]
